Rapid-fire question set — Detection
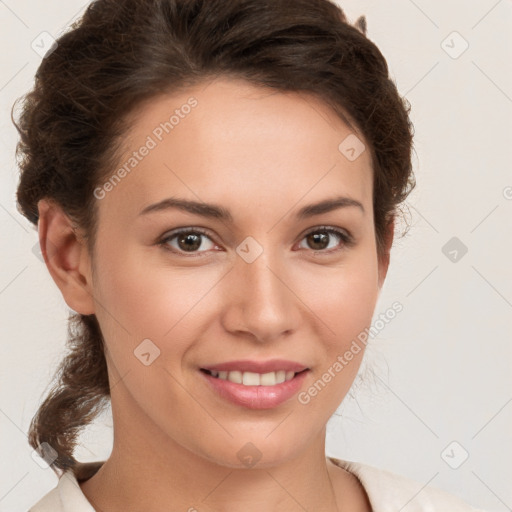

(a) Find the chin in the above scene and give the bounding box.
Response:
[192,432,310,470]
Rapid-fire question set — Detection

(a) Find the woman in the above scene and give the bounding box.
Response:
[15,0,484,510]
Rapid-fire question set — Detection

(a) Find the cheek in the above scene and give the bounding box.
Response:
[91,248,207,416]
[324,270,379,342]
[297,244,379,393]
[294,257,379,415]
[300,248,380,345]
[92,245,223,363]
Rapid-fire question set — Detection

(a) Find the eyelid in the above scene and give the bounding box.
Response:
[301,225,352,241]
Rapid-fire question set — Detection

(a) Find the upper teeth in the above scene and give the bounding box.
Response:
[209,370,296,386]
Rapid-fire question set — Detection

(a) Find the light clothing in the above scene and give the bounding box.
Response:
[29,457,485,511]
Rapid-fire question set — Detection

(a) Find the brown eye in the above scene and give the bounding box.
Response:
[298,227,353,253]
[305,232,330,250]
[160,228,216,256]
[177,232,203,252]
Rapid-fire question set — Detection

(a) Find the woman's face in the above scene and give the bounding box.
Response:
[86,77,390,468]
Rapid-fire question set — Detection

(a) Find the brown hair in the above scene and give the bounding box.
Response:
[13,0,415,476]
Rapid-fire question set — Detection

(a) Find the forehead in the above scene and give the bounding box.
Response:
[98,76,373,223]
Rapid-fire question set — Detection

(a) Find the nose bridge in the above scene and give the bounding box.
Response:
[224,237,299,340]
[242,246,285,300]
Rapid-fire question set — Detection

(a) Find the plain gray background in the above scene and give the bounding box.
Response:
[1,1,511,511]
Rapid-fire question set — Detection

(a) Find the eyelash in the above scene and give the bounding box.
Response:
[158,226,355,258]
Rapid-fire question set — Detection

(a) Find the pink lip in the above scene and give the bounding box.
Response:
[201,359,308,373]
[200,368,310,410]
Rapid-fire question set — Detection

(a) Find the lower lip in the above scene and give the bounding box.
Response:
[201,370,309,410]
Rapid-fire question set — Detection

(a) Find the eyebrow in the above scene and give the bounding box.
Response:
[139,195,365,222]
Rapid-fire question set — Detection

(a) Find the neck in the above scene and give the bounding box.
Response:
[81,435,340,511]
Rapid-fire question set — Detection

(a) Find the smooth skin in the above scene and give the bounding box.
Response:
[38,76,393,511]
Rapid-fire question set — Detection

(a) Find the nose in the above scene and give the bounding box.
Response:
[220,247,301,344]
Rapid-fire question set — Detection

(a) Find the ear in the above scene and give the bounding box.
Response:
[377,216,394,289]
[37,198,96,315]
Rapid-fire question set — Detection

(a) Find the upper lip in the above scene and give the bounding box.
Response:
[201,359,309,373]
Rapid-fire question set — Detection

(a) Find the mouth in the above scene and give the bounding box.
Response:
[200,368,309,387]
[198,362,310,409]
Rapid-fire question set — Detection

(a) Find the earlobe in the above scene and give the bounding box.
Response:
[37,199,96,315]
